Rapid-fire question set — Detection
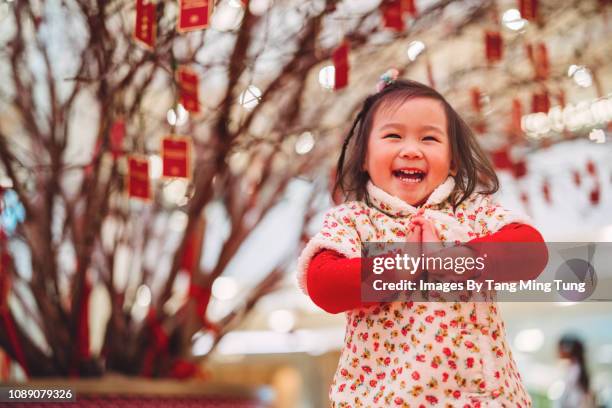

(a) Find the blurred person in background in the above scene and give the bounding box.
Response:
[556,335,596,408]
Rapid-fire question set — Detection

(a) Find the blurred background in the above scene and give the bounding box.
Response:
[0,0,611,407]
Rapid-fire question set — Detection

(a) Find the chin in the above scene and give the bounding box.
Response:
[398,194,426,207]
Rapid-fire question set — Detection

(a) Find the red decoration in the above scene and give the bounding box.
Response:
[471,87,482,113]
[542,179,551,204]
[511,98,523,136]
[178,0,212,33]
[162,135,191,179]
[110,119,125,159]
[485,31,503,63]
[127,156,150,200]
[534,43,549,80]
[586,160,597,176]
[525,43,534,64]
[474,122,487,135]
[519,0,538,21]
[177,67,200,113]
[590,184,601,205]
[532,91,550,113]
[381,0,404,31]
[513,161,527,179]
[402,0,418,17]
[134,0,156,49]
[492,148,513,170]
[333,41,350,90]
[557,89,566,107]
[573,170,581,187]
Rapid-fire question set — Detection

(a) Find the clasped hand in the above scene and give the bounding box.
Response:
[405,211,479,281]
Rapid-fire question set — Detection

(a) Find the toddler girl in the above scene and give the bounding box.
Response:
[297,77,546,407]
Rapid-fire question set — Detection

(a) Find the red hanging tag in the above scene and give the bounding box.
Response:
[557,89,566,107]
[177,0,213,33]
[402,0,417,17]
[535,43,549,80]
[471,87,482,113]
[531,91,550,113]
[525,43,535,64]
[511,98,523,135]
[110,119,125,159]
[542,179,551,204]
[177,67,200,113]
[162,135,191,179]
[590,183,600,205]
[333,41,350,90]
[485,31,503,63]
[381,0,404,31]
[519,0,538,21]
[492,148,513,170]
[471,87,487,134]
[573,170,581,187]
[134,0,156,49]
[586,160,597,176]
[127,156,151,200]
[520,191,529,206]
[512,160,527,179]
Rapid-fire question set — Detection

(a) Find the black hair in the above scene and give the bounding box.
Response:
[559,335,590,393]
[334,79,499,209]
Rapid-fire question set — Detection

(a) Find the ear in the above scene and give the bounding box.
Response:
[449,160,458,176]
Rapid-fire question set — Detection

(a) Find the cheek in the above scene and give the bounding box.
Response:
[428,147,452,174]
[365,140,392,172]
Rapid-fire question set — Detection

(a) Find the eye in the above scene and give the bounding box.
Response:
[383,133,401,139]
[422,135,439,141]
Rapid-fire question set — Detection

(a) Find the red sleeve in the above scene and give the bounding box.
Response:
[467,223,548,282]
[469,222,544,243]
[306,250,367,314]
[306,223,547,314]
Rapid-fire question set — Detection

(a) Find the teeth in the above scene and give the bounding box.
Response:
[394,169,425,183]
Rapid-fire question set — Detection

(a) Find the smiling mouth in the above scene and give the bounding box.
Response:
[393,169,426,183]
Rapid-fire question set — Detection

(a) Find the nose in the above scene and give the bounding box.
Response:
[398,141,424,159]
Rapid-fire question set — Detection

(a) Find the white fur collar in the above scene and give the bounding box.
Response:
[365,176,456,217]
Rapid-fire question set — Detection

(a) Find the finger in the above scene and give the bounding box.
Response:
[411,216,426,225]
[420,221,438,238]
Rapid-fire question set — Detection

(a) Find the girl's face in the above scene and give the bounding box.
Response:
[364,97,453,206]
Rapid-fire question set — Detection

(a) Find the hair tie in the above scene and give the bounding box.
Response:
[376,68,399,92]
